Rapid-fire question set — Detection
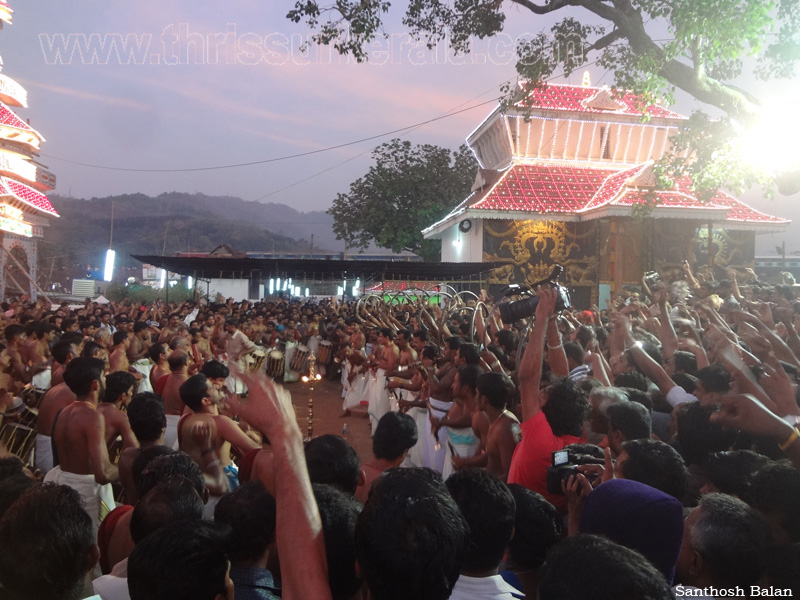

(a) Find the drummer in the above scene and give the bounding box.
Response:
[223,318,260,367]
[282,319,301,344]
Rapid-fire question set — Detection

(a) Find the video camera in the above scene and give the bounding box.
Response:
[497,265,571,323]
[545,448,604,495]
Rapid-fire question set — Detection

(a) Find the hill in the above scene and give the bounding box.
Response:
[41,192,338,280]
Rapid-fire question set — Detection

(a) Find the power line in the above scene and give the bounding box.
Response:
[40,97,501,174]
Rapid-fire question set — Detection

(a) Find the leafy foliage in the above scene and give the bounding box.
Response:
[288,0,800,199]
[327,140,477,261]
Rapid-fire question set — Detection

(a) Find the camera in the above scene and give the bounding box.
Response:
[545,449,604,495]
[498,265,571,323]
[643,271,660,288]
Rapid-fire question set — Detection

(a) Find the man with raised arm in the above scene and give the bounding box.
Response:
[230,369,333,600]
[507,287,589,513]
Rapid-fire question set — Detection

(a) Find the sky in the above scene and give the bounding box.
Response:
[1,1,798,255]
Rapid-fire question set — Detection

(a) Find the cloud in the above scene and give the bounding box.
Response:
[16,78,151,110]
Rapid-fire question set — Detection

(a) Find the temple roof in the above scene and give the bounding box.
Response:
[516,82,686,120]
[1,176,59,216]
[422,161,788,236]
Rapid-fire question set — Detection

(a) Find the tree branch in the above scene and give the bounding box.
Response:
[510,0,574,15]
[589,28,623,51]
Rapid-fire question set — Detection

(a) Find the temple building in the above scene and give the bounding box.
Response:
[0,0,59,300]
[422,76,788,307]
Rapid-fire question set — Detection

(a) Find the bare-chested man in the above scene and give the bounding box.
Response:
[97,371,138,455]
[108,330,132,374]
[44,356,118,533]
[421,336,460,473]
[158,313,182,344]
[475,371,520,482]
[366,328,399,432]
[35,340,80,474]
[437,364,485,479]
[159,350,191,449]
[127,321,154,392]
[25,322,56,389]
[0,324,31,389]
[148,342,169,390]
[178,373,260,516]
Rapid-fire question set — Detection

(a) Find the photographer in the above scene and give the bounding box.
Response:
[507,287,590,513]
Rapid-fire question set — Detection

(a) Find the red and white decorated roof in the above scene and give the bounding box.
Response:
[423,161,787,236]
[0,102,40,136]
[1,176,59,216]
[517,82,686,120]
[0,0,12,25]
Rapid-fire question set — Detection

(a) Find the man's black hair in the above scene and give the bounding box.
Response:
[675,402,736,465]
[103,371,136,404]
[355,468,468,600]
[372,412,418,461]
[750,463,800,544]
[305,434,361,495]
[200,360,229,380]
[313,484,363,600]
[411,329,428,343]
[563,341,584,366]
[541,377,590,437]
[112,330,129,346]
[456,364,481,395]
[477,371,515,410]
[506,484,560,570]
[495,329,517,352]
[619,439,688,502]
[613,370,648,392]
[446,469,515,573]
[51,338,77,364]
[379,327,394,340]
[703,450,772,505]
[81,341,103,359]
[445,336,463,352]
[607,401,652,441]
[179,373,209,412]
[62,356,105,397]
[696,364,732,394]
[0,473,37,521]
[672,350,698,376]
[133,320,149,333]
[0,483,94,600]
[130,477,204,545]
[457,342,481,366]
[126,392,166,444]
[128,520,230,600]
[137,452,205,500]
[3,323,25,342]
[148,342,167,363]
[539,534,674,600]
[214,480,277,563]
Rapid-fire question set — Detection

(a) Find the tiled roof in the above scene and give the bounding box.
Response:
[2,177,59,216]
[517,83,685,120]
[471,164,618,213]
[427,162,787,232]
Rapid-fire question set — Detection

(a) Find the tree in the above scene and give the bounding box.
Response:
[328,139,477,261]
[288,1,800,196]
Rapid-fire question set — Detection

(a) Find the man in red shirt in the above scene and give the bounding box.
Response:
[507,287,589,512]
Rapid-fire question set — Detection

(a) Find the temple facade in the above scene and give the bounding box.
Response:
[422,78,788,307]
[0,0,59,300]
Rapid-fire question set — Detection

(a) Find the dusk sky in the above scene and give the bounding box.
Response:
[2,1,797,254]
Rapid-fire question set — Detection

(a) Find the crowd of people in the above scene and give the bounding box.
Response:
[0,260,799,600]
